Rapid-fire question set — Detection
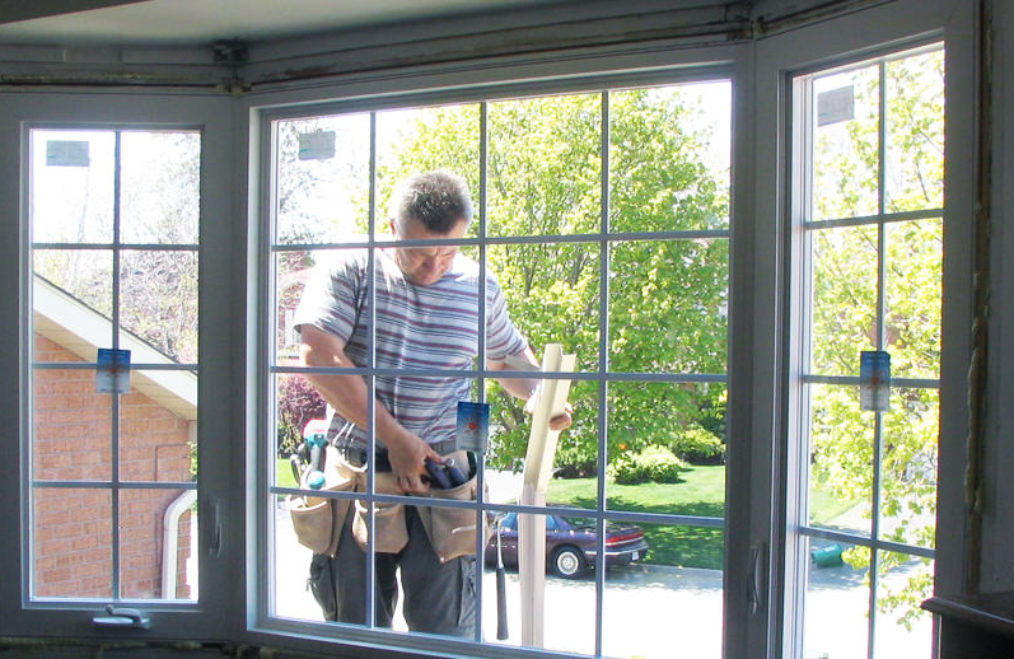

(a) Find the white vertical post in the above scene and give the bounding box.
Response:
[519,343,575,648]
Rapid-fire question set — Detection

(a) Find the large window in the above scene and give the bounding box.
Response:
[26,127,200,603]
[787,45,944,658]
[263,79,731,657]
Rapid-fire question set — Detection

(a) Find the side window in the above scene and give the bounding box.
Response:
[788,45,943,658]
[28,128,200,602]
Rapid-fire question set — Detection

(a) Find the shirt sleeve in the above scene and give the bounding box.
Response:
[293,252,365,344]
[484,273,527,360]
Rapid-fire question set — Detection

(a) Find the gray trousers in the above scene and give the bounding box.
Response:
[333,504,477,637]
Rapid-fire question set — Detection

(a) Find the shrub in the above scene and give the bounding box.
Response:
[277,375,327,455]
[673,426,726,464]
[608,444,688,484]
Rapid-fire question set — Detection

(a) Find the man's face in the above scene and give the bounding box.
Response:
[390,216,467,286]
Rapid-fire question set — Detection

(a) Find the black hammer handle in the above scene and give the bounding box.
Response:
[496,524,508,640]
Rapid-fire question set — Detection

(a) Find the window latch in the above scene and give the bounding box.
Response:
[92,604,151,630]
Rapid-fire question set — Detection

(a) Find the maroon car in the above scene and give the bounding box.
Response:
[484,511,649,578]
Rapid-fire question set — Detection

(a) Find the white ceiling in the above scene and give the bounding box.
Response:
[0,0,562,46]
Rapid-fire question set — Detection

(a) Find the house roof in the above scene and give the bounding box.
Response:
[33,276,198,421]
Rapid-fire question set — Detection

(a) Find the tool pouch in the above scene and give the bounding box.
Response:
[350,471,409,554]
[418,450,492,563]
[352,499,409,554]
[287,447,356,557]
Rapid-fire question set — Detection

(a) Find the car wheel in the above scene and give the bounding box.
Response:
[552,546,585,578]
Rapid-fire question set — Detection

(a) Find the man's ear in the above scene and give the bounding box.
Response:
[388,218,397,238]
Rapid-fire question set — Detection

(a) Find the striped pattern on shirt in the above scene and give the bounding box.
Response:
[294,248,526,448]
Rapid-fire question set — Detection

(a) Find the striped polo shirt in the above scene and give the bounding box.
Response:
[294,248,526,449]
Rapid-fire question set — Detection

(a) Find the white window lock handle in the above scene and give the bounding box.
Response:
[92,604,151,629]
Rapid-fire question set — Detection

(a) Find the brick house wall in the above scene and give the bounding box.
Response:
[32,335,194,599]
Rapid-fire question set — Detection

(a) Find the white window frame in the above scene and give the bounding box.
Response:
[246,61,741,659]
[750,0,976,656]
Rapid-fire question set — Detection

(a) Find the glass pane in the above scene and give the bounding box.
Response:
[275,249,318,364]
[31,129,114,244]
[33,249,113,329]
[486,242,600,372]
[119,249,198,364]
[808,384,872,536]
[610,81,731,232]
[813,64,880,221]
[485,509,596,653]
[605,382,726,516]
[885,219,942,379]
[33,487,112,598]
[885,50,944,213]
[603,522,724,658]
[610,239,728,374]
[487,93,601,238]
[873,551,934,657]
[376,103,481,237]
[273,491,328,621]
[120,369,197,482]
[276,113,372,244]
[514,379,598,485]
[33,369,111,482]
[120,488,197,599]
[120,130,201,244]
[275,373,328,474]
[880,388,938,550]
[803,540,871,659]
[482,507,516,647]
[810,225,878,377]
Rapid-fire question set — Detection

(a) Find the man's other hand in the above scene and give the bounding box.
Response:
[388,433,442,494]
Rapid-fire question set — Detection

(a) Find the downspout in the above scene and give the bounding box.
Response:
[162,489,197,599]
[163,421,199,598]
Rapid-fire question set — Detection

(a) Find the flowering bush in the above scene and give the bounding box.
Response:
[277,375,327,455]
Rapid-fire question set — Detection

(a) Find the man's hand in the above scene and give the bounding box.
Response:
[489,347,575,432]
[549,402,574,432]
[386,432,443,494]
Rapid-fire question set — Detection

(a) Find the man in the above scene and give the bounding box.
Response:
[295,170,571,636]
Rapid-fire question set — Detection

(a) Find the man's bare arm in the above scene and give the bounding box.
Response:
[487,346,573,432]
[299,324,440,492]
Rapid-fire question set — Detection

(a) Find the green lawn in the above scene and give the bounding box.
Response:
[277,458,299,488]
[547,465,727,569]
[547,465,855,570]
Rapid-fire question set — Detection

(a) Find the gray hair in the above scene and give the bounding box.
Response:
[389,170,473,234]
